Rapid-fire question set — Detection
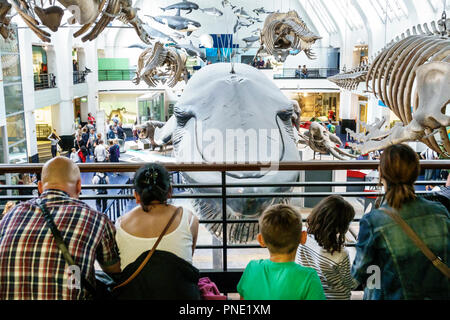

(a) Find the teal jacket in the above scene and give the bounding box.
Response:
[352,198,449,300]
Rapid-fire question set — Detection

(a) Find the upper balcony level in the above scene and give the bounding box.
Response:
[97,66,341,93]
[33,73,56,91]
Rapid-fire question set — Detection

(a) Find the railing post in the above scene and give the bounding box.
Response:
[221,171,227,272]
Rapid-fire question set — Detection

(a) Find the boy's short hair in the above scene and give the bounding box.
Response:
[259,204,302,254]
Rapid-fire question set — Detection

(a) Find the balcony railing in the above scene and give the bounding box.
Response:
[98,69,136,81]
[0,161,449,293]
[73,71,88,85]
[33,73,56,90]
[274,68,340,80]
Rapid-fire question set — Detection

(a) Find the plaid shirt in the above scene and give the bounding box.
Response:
[0,190,120,300]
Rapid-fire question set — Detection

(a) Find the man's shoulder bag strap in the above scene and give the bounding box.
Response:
[36,199,97,296]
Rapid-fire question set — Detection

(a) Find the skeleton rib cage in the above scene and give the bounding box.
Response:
[328,19,450,157]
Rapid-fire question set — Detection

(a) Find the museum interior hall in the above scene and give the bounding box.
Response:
[0,0,449,303]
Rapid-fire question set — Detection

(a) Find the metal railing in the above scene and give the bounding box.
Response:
[98,69,136,81]
[33,73,56,90]
[0,161,449,293]
[103,178,133,220]
[73,71,89,84]
[274,68,340,79]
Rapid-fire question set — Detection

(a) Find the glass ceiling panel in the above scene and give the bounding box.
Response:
[328,0,365,30]
[299,0,338,34]
[367,0,409,23]
[428,0,450,12]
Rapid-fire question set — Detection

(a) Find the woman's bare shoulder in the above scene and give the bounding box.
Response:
[119,206,141,224]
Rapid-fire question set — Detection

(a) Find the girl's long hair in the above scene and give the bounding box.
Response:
[307,195,355,254]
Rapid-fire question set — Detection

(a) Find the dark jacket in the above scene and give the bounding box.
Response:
[114,250,201,300]
[116,126,125,140]
[109,145,120,162]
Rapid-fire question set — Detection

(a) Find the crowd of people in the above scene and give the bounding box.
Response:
[0,144,448,300]
[70,113,123,164]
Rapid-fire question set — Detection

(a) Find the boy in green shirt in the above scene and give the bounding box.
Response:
[237,205,326,300]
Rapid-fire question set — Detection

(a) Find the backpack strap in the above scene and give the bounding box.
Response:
[380,208,450,279]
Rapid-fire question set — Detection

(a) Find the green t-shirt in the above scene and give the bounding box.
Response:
[237,259,326,300]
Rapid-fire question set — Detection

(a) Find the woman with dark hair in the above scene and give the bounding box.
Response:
[115,164,199,270]
[296,195,357,300]
[352,144,449,300]
[47,130,61,158]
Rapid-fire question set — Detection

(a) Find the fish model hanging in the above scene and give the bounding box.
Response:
[199,7,223,17]
[234,7,251,19]
[242,35,259,44]
[172,40,206,61]
[141,23,177,44]
[147,11,201,36]
[233,17,254,33]
[242,35,259,51]
[253,7,276,16]
[160,0,199,15]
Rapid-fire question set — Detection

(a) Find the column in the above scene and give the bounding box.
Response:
[19,28,38,161]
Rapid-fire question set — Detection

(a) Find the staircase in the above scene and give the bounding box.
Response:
[37,141,52,163]
[37,141,69,163]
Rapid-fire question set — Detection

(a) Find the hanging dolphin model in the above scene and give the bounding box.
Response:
[199,7,224,17]
[146,63,301,243]
[160,0,199,15]
[253,7,276,15]
[172,40,206,61]
[141,24,177,43]
[234,7,251,19]
[242,35,259,44]
[233,18,254,33]
[148,14,202,36]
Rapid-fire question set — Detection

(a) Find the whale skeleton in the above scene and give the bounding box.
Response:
[0,0,151,43]
[328,19,450,156]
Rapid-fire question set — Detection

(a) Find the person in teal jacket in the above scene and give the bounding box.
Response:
[352,144,449,300]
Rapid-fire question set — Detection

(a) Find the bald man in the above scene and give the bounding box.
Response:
[0,157,121,300]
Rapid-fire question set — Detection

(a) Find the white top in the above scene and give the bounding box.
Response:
[48,134,59,146]
[296,234,357,300]
[420,148,438,160]
[70,152,80,163]
[94,144,108,162]
[115,208,194,270]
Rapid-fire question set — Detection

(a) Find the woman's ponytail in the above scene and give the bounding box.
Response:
[379,144,420,210]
